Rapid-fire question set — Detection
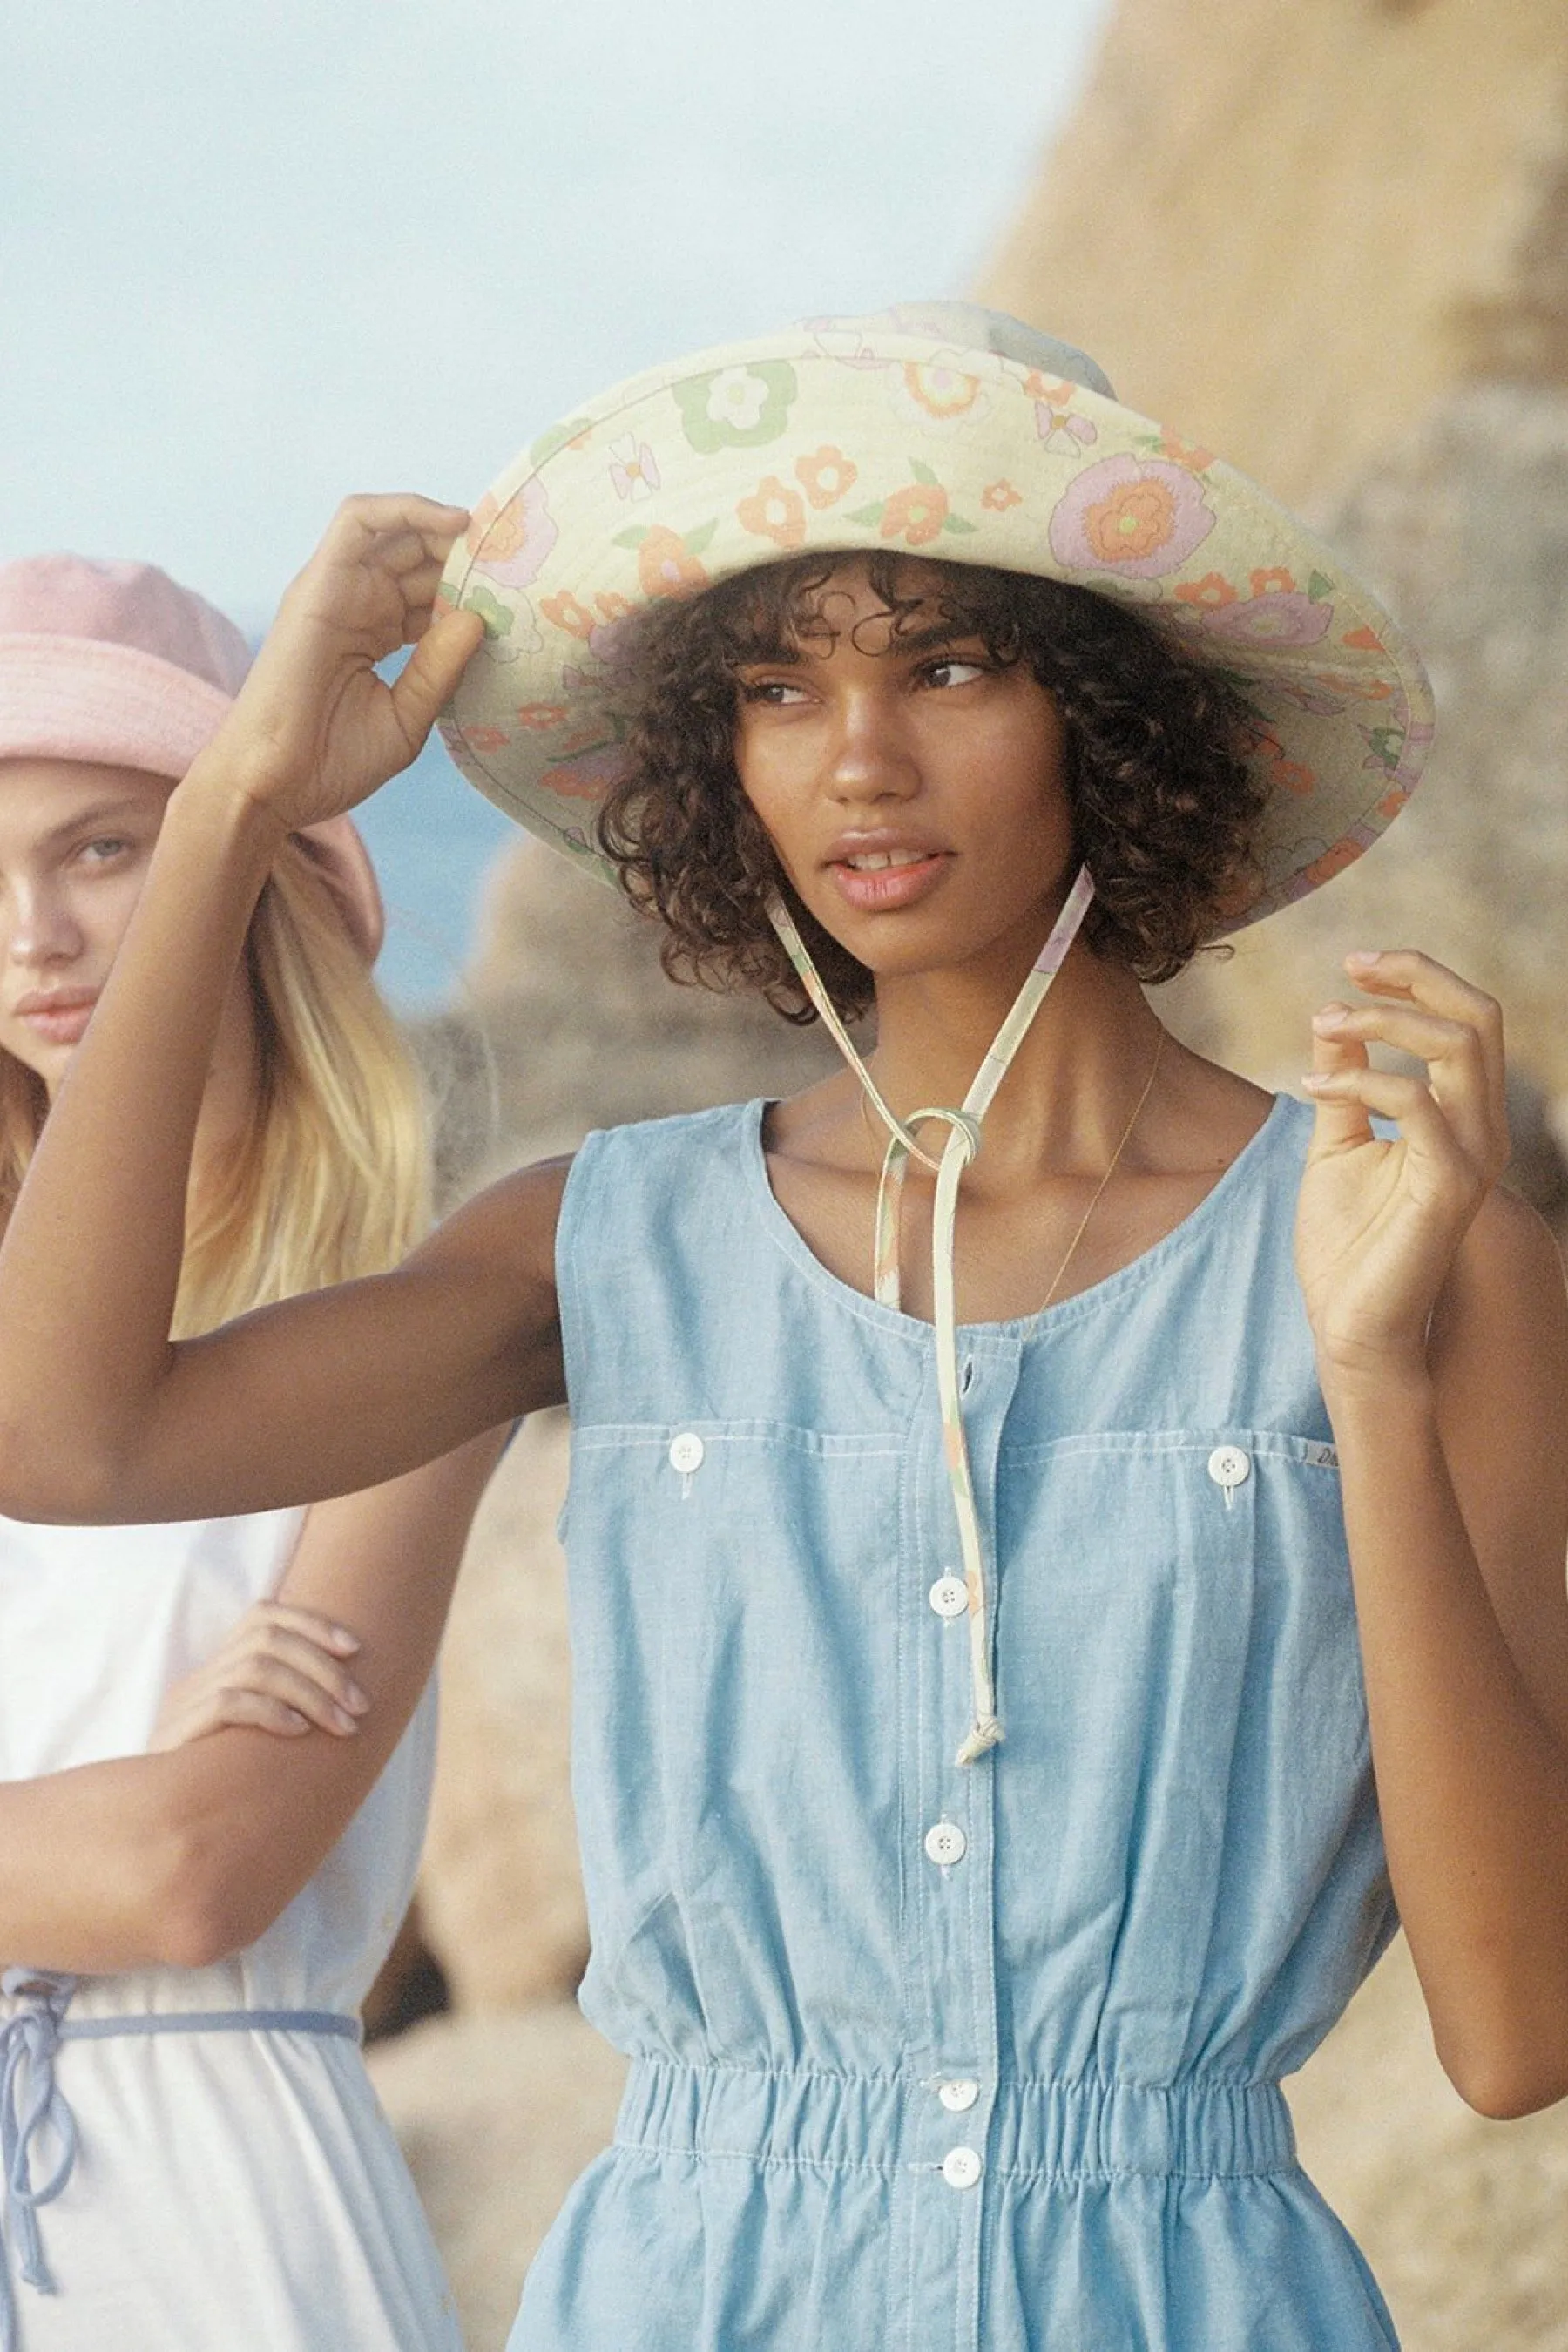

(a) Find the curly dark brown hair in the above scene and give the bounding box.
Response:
[596,551,1267,1024]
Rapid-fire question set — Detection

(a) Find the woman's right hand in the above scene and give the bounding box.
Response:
[193,493,486,836]
[147,1603,370,1749]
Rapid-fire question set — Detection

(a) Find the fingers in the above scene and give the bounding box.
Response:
[1302,1018,1374,1156]
[328,493,471,558]
[203,1604,369,1735]
[391,606,487,747]
[211,1650,367,1735]
[1305,950,1509,1180]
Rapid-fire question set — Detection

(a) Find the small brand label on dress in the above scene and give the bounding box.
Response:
[1302,1442,1339,1469]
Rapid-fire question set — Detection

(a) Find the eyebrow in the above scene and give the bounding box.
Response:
[37,796,158,852]
[733,617,988,667]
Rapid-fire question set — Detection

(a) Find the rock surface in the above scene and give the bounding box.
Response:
[1154,381,1568,1107]
[979,0,1568,510]
[368,2004,626,2352]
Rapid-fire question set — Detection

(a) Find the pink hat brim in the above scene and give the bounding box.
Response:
[0,634,235,780]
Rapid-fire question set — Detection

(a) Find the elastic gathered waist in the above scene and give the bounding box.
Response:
[616,2058,1296,2183]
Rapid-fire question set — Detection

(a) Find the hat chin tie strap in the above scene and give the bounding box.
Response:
[766,863,1096,1766]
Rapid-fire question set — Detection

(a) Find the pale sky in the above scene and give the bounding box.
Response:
[1,0,1112,624]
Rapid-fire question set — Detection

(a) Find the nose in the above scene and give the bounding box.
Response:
[3,876,84,972]
[822,682,919,811]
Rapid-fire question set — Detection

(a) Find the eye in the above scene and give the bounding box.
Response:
[78,835,133,864]
[920,656,990,690]
[738,675,810,706]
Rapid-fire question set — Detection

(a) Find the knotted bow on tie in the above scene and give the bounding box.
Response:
[0,1970,78,2352]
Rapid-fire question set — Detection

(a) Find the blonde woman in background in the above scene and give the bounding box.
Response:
[0,556,497,2351]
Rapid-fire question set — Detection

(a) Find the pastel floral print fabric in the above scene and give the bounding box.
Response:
[437,306,1434,929]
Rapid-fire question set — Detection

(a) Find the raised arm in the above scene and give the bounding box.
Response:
[0,1429,505,1973]
[1300,952,1568,2117]
[0,499,558,1523]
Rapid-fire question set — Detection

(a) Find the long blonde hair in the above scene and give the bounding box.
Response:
[0,837,429,1336]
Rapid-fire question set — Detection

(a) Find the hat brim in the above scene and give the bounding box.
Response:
[436,320,1433,929]
[0,635,235,781]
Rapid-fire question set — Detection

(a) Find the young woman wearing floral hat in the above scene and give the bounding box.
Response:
[0,306,1565,2349]
[0,554,499,2350]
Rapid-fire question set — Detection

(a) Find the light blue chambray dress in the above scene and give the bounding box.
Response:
[510,1089,1401,2350]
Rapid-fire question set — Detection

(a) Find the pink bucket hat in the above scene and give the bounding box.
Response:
[0,554,383,962]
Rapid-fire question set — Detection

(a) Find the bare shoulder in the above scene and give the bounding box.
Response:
[413,1152,574,1294]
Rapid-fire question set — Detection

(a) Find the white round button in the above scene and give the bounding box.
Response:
[668,1432,705,1475]
[941,2146,983,2190]
[1207,1445,1250,1490]
[938,2078,980,2113]
[923,1820,968,1868]
[929,1577,967,1619]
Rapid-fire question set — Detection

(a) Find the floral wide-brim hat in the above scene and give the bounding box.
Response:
[436,301,1433,927]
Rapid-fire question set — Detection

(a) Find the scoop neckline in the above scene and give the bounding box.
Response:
[740,1087,1295,1346]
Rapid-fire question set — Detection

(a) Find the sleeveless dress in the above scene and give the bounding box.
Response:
[512,1090,1402,2350]
[0,1505,462,2351]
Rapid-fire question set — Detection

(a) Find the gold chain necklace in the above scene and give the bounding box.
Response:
[859,1023,1167,1310]
[1037,1024,1166,1310]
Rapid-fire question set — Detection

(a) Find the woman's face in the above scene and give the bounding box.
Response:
[733,558,1075,990]
[0,759,176,1098]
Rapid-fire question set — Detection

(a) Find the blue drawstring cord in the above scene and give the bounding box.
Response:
[0,1970,359,2345]
[0,1970,78,2351]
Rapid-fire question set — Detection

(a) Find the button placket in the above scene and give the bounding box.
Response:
[897,1347,1013,2351]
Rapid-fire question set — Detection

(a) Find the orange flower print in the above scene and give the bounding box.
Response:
[1342,625,1387,653]
[541,590,595,639]
[1174,573,1238,607]
[881,482,950,547]
[1024,374,1076,406]
[738,476,808,550]
[794,446,857,509]
[467,478,558,589]
[594,592,633,624]
[637,526,710,599]
[1094,482,1178,564]
[897,360,985,427]
[514,702,569,731]
[1302,837,1363,891]
[463,725,510,754]
[1249,567,1297,597]
[1254,732,1316,796]
[982,479,1023,512]
[1156,430,1215,471]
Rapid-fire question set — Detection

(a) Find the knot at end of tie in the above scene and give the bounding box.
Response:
[955,1713,1004,1767]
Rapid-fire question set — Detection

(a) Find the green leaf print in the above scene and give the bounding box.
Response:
[909,457,939,486]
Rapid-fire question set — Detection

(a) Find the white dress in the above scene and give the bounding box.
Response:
[0,1507,463,2351]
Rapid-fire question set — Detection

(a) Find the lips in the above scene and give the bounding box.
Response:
[827,841,952,915]
[10,989,98,1046]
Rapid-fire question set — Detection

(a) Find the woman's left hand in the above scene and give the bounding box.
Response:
[147,1603,369,1751]
[1295,950,1511,1388]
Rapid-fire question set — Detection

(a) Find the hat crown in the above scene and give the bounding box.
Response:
[0,555,251,695]
[814,303,1118,400]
